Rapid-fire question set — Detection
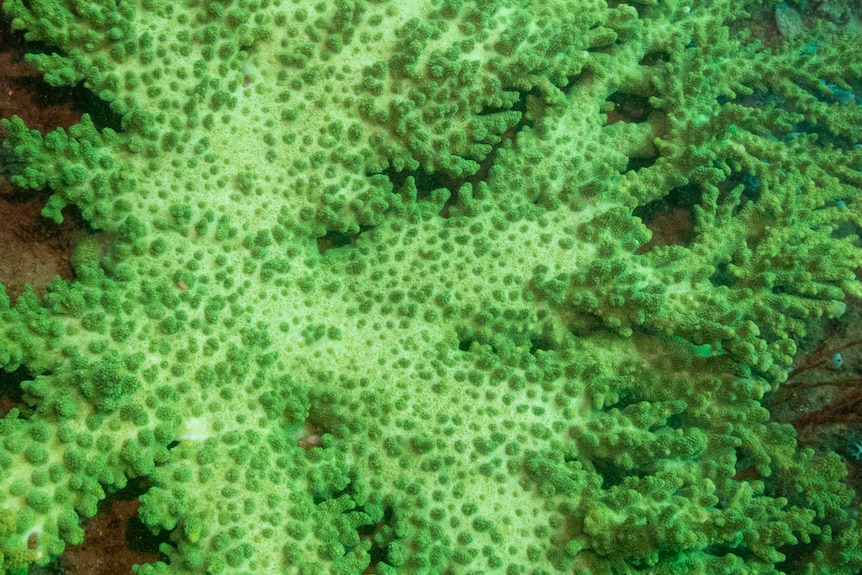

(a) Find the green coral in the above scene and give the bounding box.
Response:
[1,0,862,573]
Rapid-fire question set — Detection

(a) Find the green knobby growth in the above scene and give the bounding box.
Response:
[1,0,862,573]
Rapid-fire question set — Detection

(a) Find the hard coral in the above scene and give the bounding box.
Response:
[2,0,862,574]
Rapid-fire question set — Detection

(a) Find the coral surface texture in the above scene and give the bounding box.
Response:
[2,0,862,573]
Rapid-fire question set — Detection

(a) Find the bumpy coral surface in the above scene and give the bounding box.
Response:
[2,0,862,573]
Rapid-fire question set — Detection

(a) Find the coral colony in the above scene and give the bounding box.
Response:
[2,0,862,573]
